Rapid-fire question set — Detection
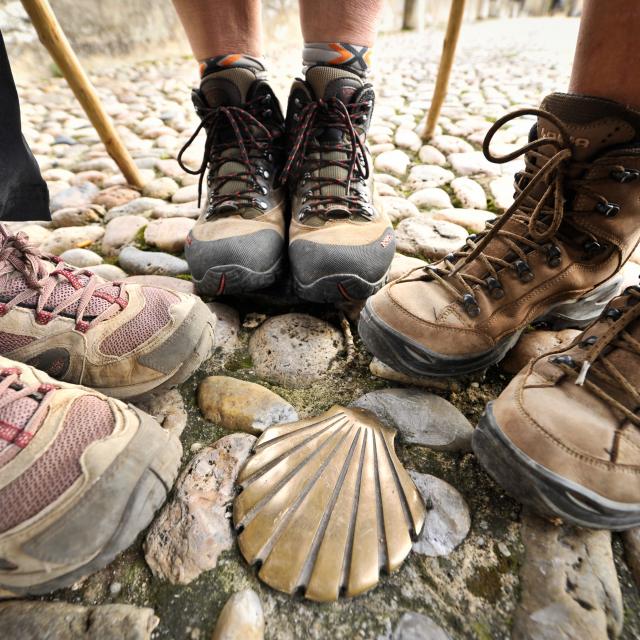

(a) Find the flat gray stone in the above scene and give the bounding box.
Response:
[144,433,255,585]
[105,197,164,222]
[60,247,103,268]
[0,601,158,640]
[49,182,99,212]
[409,471,471,557]
[208,302,241,360]
[90,264,128,281]
[249,313,344,388]
[102,214,147,256]
[40,225,105,255]
[351,388,472,451]
[135,388,188,438]
[395,216,467,260]
[514,512,623,640]
[118,246,189,276]
[393,612,450,640]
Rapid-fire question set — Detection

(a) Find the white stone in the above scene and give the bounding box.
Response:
[490,175,514,211]
[212,589,264,640]
[418,145,447,166]
[374,149,411,177]
[451,176,487,209]
[428,208,495,233]
[394,127,422,152]
[408,188,453,210]
[430,134,474,154]
[407,165,455,190]
[380,196,420,224]
[448,151,501,177]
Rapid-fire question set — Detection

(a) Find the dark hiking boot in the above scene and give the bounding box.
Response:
[283,66,395,303]
[179,61,287,296]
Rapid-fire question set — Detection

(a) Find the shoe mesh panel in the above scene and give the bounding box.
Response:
[99,287,177,357]
[0,395,114,533]
[0,332,35,354]
[0,274,121,319]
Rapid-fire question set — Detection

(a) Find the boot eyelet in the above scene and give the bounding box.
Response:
[252,199,268,210]
[595,201,620,217]
[579,335,598,347]
[584,240,604,255]
[294,97,302,107]
[262,109,273,118]
[605,307,622,320]
[542,243,562,267]
[461,293,480,317]
[444,253,456,263]
[467,233,479,242]
[550,354,575,366]
[610,168,639,183]
[514,260,534,282]
[485,276,504,299]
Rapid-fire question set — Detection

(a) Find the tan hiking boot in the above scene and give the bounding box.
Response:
[179,60,287,295]
[360,93,640,376]
[283,66,395,303]
[473,283,640,530]
[0,226,214,399]
[0,357,181,596]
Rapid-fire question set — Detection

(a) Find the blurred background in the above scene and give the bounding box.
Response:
[2,0,582,75]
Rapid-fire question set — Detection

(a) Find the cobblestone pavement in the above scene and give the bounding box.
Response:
[4,16,640,640]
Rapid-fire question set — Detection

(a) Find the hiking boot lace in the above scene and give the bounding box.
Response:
[281,96,373,222]
[0,226,127,332]
[0,366,55,448]
[551,287,640,427]
[411,108,629,317]
[177,95,276,216]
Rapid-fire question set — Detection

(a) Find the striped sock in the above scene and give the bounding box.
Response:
[302,42,373,78]
[199,54,267,79]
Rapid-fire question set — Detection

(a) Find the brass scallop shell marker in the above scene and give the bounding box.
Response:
[233,405,426,602]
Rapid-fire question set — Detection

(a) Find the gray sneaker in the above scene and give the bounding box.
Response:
[179,61,287,296]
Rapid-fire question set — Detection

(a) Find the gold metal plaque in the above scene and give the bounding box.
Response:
[233,405,426,602]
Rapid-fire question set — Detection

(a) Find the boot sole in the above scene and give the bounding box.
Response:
[294,271,388,304]
[193,257,284,297]
[473,403,640,530]
[358,276,624,378]
[0,410,182,597]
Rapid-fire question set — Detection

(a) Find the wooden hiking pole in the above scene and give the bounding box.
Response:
[20,0,145,188]
[421,0,467,141]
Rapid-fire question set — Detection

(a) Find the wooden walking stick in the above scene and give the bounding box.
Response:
[421,0,467,141]
[20,0,145,188]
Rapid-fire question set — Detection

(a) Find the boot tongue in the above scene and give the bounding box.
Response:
[199,67,262,108]
[538,92,640,161]
[305,65,363,104]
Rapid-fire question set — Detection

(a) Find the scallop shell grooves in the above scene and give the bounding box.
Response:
[233,405,426,601]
